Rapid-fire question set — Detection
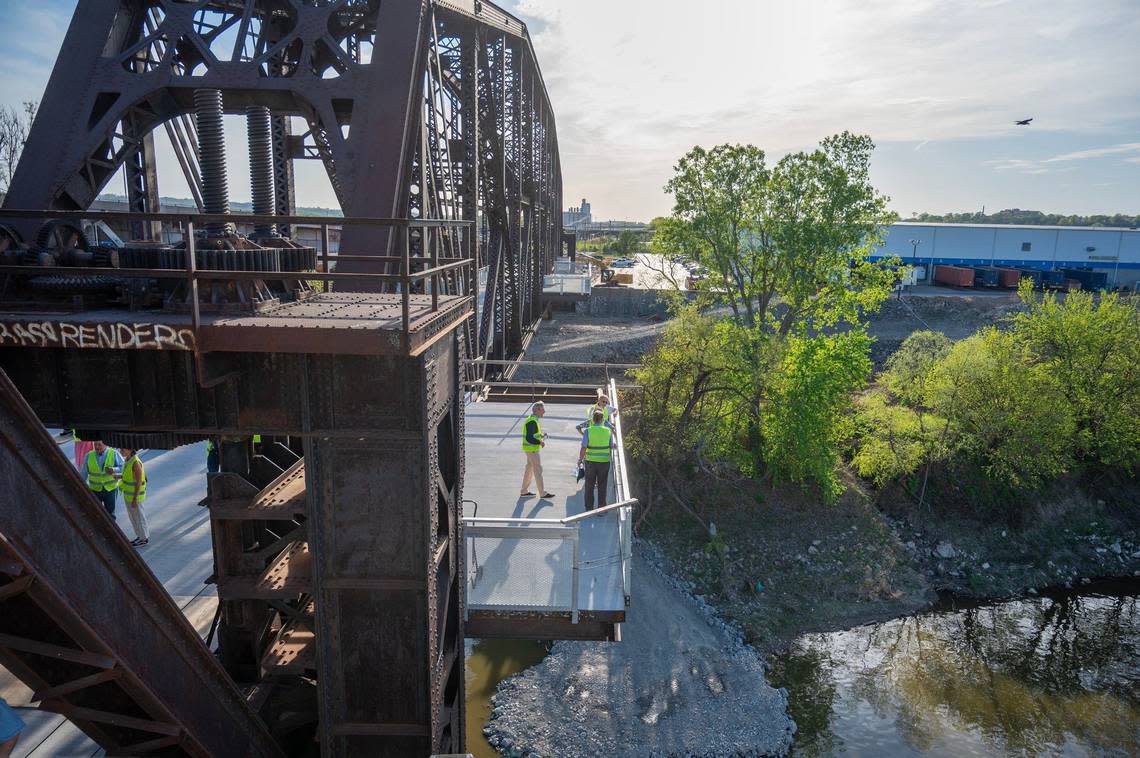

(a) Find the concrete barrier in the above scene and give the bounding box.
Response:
[578,286,696,317]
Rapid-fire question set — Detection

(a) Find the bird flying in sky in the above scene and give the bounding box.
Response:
[1014,118,1034,126]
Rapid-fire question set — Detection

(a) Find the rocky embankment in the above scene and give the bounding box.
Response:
[483,546,796,758]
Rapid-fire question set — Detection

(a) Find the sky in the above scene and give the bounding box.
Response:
[3,0,1139,221]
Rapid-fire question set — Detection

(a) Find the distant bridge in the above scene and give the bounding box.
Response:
[569,222,653,240]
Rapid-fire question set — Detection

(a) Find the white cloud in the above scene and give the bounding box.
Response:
[512,0,1140,218]
[1045,143,1140,162]
[986,141,1140,174]
[985,159,1051,174]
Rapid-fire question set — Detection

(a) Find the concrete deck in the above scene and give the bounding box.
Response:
[463,401,626,616]
[2,440,216,758]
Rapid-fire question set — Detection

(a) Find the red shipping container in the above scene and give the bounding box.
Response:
[934,265,975,287]
[996,268,1022,288]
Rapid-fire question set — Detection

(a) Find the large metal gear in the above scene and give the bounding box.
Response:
[118,244,317,272]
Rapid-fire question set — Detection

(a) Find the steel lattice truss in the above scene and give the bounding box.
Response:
[3,0,562,370]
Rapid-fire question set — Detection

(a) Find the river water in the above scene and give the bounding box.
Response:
[769,580,1140,756]
[465,639,550,758]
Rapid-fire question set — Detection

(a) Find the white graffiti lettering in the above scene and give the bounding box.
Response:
[0,319,196,351]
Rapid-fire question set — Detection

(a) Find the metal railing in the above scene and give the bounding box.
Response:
[463,378,635,621]
[0,209,474,351]
[543,273,592,295]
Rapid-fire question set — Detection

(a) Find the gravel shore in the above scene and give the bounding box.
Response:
[483,544,795,757]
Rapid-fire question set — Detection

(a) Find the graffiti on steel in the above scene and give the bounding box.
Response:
[0,320,196,351]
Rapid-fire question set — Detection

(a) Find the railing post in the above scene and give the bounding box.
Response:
[320,223,330,278]
[186,220,200,332]
[430,226,439,311]
[463,529,471,622]
[570,529,580,624]
[402,225,411,352]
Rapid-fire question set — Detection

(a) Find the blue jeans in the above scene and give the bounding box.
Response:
[0,697,25,742]
[94,488,118,520]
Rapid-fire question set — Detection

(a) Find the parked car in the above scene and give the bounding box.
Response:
[610,258,636,268]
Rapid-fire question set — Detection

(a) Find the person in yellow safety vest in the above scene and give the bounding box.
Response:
[575,394,617,433]
[206,438,219,474]
[578,410,613,511]
[83,440,123,520]
[519,401,554,499]
[118,447,149,547]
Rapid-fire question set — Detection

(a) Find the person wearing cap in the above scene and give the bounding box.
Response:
[83,440,123,520]
[576,394,617,433]
[520,401,554,499]
[578,409,613,511]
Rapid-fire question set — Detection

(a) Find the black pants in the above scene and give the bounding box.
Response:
[583,460,610,511]
[95,488,118,520]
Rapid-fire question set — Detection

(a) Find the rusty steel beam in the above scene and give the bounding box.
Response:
[0,1,563,754]
[0,367,283,757]
[303,334,465,754]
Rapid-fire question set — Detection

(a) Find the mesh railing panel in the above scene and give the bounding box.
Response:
[467,533,575,611]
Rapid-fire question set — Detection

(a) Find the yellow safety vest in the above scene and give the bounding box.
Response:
[85,449,120,492]
[585,404,612,424]
[522,415,542,452]
[121,454,147,504]
[585,424,612,463]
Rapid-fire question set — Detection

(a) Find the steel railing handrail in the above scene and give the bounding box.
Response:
[0,264,470,284]
[464,381,642,390]
[0,208,472,228]
[609,377,634,604]
[0,209,476,352]
[610,378,633,502]
[464,380,637,621]
[462,498,638,527]
[465,359,642,369]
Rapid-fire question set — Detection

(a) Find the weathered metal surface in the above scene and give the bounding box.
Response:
[0,0,564,753]
[0,367,283,757]
[465,611,621,641]
[302,333,465,755]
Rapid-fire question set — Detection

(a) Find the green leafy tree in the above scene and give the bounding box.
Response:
[851,391,948,487]
[907,208,1140,228]
[853,331,954,489]
[924,329,1074,490]
[762,332,873,496]
[882,330,953,406]
[607,229,644,256]
[664,133,898,331]
[1011,282,1140,469]
[632,134,898,497]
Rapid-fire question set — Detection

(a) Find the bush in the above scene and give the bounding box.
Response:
[762,332,872,498]
[882,330,952,405]
[925,329,1074,490]
[851,390,947,487]
[1011,285,1140,470]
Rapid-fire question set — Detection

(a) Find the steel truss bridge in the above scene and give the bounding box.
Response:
[0,1,577,756]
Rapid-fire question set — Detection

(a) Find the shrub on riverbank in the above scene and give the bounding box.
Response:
[851,284,1139,518]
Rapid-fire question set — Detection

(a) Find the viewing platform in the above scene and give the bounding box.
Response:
[542,256,594,304]
[462,380,634,641]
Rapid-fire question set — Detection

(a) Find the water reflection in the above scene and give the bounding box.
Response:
[770,581,1140,756]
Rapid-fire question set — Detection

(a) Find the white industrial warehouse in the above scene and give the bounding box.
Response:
[872,222,1140,288]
